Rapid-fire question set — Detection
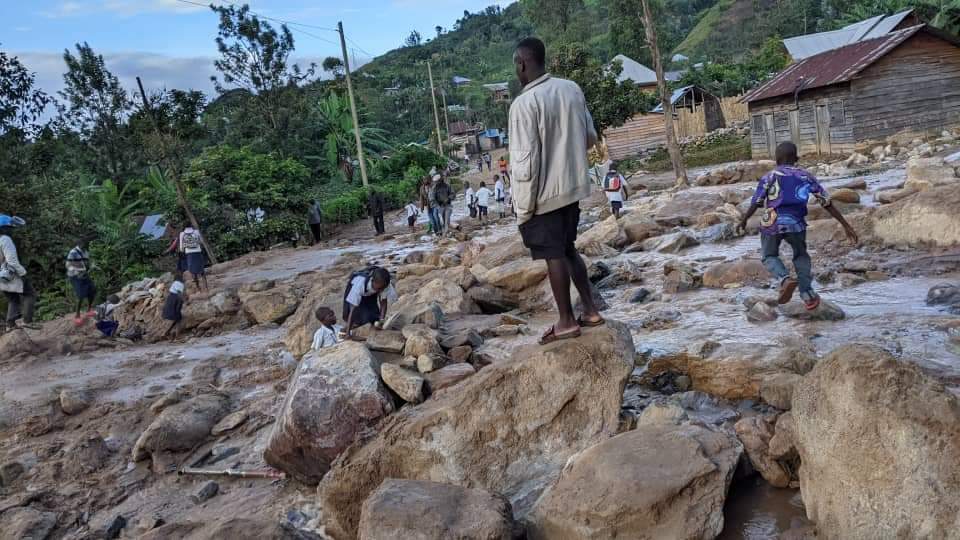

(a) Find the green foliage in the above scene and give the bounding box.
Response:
[678,37,789,96]
[549,43,657,134]
[182,145,314,257]
[0,48,50,134]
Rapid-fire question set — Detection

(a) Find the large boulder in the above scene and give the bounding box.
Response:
[654,191,725,227]
[780,299,845,321]
[240,287,300,325]
[643,341,815,401]
[620,214,664,244]
[575,215,628,250]
[358,479,514,540]
[318,322,635,539]
[424,363,476,393]
[693,160,775,187]
[793,345,960,538]
[482,259,548,293]
[391,278,479,326]
[904,155,959,191]
[132,393,230,462]
[0,507,58,540]
[528,424,742,540]
[734,416,791,488]
[703,258,769,288]
[641,231,699,253]
[872,184,960,247]
[264,342,394,484]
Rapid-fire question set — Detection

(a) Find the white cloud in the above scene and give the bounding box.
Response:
[39,0,245,19]
[40,1,88,18]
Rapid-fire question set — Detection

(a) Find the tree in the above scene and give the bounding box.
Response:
[210,3,316,151]
[58,42,134,182]
[322,56,345,78]
[435,26,444,39]
[549,44,656,135]
[0,49,50,134]
[640,0,687,187]
[404,30,423,47]
[314,93,392,182]
[522,0,584,33]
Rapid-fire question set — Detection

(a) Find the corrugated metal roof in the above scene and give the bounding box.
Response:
[743,25,925,103]
[138,214,167,240]
[783,9,913,60]
[611,54,658,86]
[482,82,509,91]
[652,85,695,112]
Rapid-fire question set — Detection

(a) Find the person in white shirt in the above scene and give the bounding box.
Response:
[66,238,97,324]
[465,185,476,219]
[0,215,35,331]
[474,182,493,223]
[342,266,398,339]
[311,306,342,351]
[405,201,420,231]
[494,175,506,218]
[603,167,630,218]
[178,226,208,291]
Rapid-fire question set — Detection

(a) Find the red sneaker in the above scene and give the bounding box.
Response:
[804,296,821,311]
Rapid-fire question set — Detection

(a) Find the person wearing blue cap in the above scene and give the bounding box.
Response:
[0,215,36,331]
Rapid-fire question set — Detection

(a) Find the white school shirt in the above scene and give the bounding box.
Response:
[345,275,399,307]
[475,187,492,207]
[405,203,420,218]
[494,180,504,200]
[312,324,342,350]
[465,187,475,210]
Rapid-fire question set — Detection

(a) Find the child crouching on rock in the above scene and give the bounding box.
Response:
[312,306,342,351]
[95,294,121,338]
[342,266,397,340]
[162,273,187,339]
[739,142,858,310]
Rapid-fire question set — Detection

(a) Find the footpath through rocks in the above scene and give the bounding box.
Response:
[3,137,960,539]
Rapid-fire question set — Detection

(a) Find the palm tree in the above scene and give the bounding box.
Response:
[314,93,392,182]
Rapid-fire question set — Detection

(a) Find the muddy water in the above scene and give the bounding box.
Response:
[720,479,807,539]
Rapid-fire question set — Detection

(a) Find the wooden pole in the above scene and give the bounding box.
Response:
[641,0,688,188]
[338,21,369,188]
[136,76,218,264]
[427,60,445,157]
[440,87,451,145]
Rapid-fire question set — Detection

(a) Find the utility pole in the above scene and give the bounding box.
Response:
[136,76,218,264]
[641,0,688,188]
[337,21,369,188]
[427,60,445,157]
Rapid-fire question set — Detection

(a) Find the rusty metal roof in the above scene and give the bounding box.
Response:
[743,25,934,104]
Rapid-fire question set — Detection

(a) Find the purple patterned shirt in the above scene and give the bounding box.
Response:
[751,165,827,235]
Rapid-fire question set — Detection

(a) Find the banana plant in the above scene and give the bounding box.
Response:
[313,93,393,182]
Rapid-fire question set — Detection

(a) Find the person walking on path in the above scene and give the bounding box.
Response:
[429,174,453,236]
[475,182,492,223]
[307,200,324,244]
[419,176,439,234]
[0,215,36,332]
[465,184,477,219]
[162,273,187,340]
[179,225,208,292]
[483,152,493,171]
[405,200,420,232]
[66,237,97,325]
[498,155,510,182]
[476,156,483,173]
[494,175,506,218]
[509,37,603,345]
[603,166,629,219]
[739,141,859,310]
[367,189,386,236]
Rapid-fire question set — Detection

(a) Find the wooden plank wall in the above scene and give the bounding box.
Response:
[748,84,855,158]
[851,33,960,143]
[604,113,667,160]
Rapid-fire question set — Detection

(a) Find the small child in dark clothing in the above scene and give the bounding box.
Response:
[162,273,186,339]
[95,294,121,337]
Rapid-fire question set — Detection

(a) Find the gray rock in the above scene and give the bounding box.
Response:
[60,388,93,415]
[192,481,220,504]
[365,330,406,354]
[747,301,778,322]
[416,353,446,374]
[211,410,248,436]
[424,363,477,393]
[780,299,845,321]
[0,508,57,540]
[380,364,425,404]
[132,393,230,463]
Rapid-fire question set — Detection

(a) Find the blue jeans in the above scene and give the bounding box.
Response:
[428,207,442,235]
[761,231,814,298]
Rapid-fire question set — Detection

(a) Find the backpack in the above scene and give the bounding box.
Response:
[435,183,452,205]
[603,174,622,191]
[181,230,201,251]
[342,267,376,320]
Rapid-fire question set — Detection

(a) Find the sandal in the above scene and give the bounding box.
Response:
[804,296,821,311]
[539,325,581,345]
[577,315,606,328]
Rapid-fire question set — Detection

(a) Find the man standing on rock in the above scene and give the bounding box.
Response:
[509,37,604,344]
[739,141,859,310]
[367,188,386,236]
[307,200,324,245]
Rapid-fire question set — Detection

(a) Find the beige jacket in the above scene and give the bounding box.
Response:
[0,235,26,294]
[508,74,598,224]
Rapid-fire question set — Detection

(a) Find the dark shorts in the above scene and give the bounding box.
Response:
[478,205,488,217]
[186,252,205,276]
[519,203,580,260]
[407,216,417,227]
[610,201,623,212]
[70,276,96,301]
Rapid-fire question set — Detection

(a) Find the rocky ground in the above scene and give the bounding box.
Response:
[3,139,960,540]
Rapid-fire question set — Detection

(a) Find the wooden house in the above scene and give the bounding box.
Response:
[604,85,725,160]
[743,25,960,158]
[482,82,511,102]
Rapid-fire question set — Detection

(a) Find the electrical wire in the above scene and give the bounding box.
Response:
[170,0,341,47]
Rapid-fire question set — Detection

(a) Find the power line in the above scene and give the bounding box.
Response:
[345,36,375,59]
[171,0,340,46]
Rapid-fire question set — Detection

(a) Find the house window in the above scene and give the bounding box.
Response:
[830,100,846,126]
[752,114,765,133]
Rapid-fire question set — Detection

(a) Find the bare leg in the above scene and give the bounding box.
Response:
[545,258,579,335]
[565,252,602,323]
[163,320,178,337]
[201,274,209,291]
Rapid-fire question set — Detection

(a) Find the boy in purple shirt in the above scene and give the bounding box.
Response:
[739,142,858,310]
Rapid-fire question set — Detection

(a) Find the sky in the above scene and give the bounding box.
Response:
[2,0,513,100]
